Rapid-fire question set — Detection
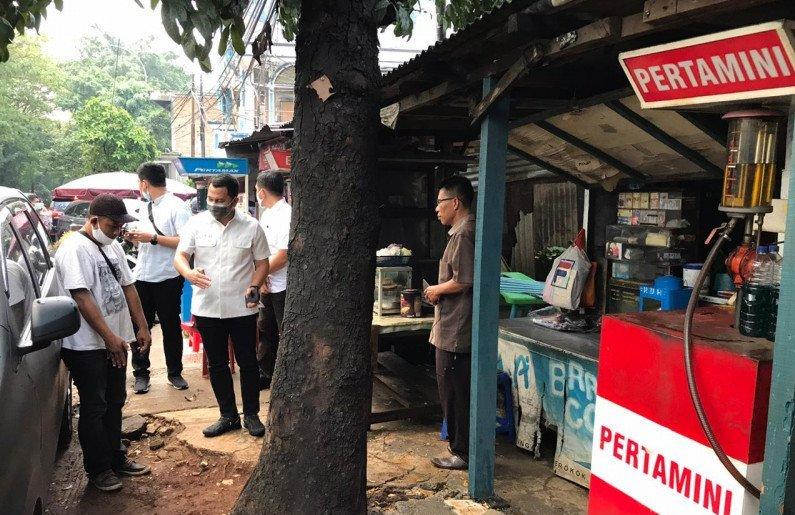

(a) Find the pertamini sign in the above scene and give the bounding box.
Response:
[619,21,795,108]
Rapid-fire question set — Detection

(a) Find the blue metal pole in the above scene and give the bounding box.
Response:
[469,76,509,500]
[760,99,795,513]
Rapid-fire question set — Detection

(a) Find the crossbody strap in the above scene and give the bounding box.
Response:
[79,231,120,282]
[147,201,165,237]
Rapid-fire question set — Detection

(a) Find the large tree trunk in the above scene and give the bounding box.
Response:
[233,1,380,513]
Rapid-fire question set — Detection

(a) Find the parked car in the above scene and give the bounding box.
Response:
[0,187,80,515]
[53,200,89,239]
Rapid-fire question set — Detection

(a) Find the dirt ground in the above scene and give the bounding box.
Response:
[46,327,589,514]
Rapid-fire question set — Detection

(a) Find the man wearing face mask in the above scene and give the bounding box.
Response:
[124,163,192,394]
[174,174,270,438]
[54,194,152,492]
[254,171,291,390]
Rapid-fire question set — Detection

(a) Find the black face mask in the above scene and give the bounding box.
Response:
[207,201,234,221]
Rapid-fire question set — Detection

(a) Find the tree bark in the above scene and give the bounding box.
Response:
[233,1,380,513]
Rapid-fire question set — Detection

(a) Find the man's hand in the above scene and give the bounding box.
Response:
[187,268,211,289]
[134,326,152,354]
[245,286,261,308]
[425,285,442,305]
[105,334,129,368]
[259,277,270,296]
[125,231,154,244]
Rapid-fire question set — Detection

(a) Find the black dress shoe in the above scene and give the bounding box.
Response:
[244,414,266,437]
[168,374,189,390]
[202,416,241,438]
[431,454,468,470]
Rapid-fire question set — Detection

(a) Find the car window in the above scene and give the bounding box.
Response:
[7,200,50,286]
[1,210,36,341]
[74,202,90,217]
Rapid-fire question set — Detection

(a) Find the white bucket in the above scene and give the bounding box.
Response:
[683,263,708,289]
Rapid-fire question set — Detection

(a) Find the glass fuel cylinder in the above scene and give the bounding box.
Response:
[721,111,781,210]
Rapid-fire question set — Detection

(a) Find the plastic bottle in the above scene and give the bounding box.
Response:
[738,246,774,338]
[767,244,782,342]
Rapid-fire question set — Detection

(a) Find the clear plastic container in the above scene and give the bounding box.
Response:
[739,246,774,338]
[768,244,782,341]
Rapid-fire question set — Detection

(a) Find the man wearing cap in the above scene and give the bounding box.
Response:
[55,194,152,492]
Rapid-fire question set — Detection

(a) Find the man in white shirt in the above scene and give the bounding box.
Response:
[125,163,192,394]
[55,194,152,492]
[254,172,291,389]
[174,174,270,438]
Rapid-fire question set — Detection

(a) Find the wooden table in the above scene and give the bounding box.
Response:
[370,314,438,424]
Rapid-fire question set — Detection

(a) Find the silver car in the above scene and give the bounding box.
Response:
[0,187,80,515]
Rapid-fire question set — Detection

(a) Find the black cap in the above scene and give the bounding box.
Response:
[89,194,136,224]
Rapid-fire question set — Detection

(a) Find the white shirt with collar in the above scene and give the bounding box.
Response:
[177,209,270,319]
[259,198,291,293]
[133,192,191,283]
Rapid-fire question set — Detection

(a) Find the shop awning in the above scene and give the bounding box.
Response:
[53,171,196,200]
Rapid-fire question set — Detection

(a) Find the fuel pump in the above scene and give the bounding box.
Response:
[683,109,783,499]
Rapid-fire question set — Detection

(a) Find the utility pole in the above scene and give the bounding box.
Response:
[199,75,207,157]
[435,0,446,42]
[190,75,196,157]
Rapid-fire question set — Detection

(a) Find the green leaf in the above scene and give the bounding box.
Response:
[150,0,159,9]
[181,36,197,59]
[134,0,144,8]
[230,21,245,55]
[217,25,229,56]
[198,55,212,72]
[54,0,64,10]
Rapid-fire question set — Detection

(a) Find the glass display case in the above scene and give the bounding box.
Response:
[374,266,412,316]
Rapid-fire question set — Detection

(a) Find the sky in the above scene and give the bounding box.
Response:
[39,0,195,69]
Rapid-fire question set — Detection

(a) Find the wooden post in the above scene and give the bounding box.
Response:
[469,76,508,500]
[761,99,795,513]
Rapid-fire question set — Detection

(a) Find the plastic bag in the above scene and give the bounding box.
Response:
[542,229,591,310]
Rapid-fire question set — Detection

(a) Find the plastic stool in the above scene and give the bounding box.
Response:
[439,372,516,443]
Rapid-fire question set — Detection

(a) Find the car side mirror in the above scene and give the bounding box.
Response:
[22,297,81,354]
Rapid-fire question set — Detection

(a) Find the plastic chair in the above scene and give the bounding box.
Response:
[439,372,516,443]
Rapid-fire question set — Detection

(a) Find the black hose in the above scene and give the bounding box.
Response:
[683,216,761,499]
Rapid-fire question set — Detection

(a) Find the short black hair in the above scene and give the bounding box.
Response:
[209,174,240,199]
[256,171,285,196]
[137,162,167,187]
[439,175,474,209]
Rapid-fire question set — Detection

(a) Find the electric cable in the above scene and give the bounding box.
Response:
[682,216,761,499]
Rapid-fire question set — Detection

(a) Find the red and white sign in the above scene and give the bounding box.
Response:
[588,311,771,515]
[259,148,291,172]
[619,21,795,108]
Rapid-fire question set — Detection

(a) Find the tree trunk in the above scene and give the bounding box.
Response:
[233,1,380,513]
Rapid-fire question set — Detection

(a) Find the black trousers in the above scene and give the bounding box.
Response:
[61,349,127,477]
[436,347,471,459]
[195,314,259,419]
[132,276,185,378]
[257,290,286,381]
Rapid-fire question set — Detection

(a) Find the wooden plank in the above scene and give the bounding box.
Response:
[760,98,795,514]
[469,77,509,500]
[604,100,723,177]
[507,144,592,189]
[398,82,459,113]
[369,405,440,425]
[535,120,648,181]
[374,352,438,408]
[508,87,633,129]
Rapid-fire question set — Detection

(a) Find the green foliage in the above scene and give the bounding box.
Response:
[73,97,158,173]
[59,34,189,150]
[0,36,63,191]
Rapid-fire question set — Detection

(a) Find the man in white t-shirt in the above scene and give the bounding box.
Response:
[254,172,291,390]
[55,194,152,492]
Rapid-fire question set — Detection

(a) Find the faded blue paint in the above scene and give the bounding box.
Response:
[469,76,509,500]
[497,332,597,487]
[760,99,795,513]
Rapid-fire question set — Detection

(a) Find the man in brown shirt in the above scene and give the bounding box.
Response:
[425,175,476,470]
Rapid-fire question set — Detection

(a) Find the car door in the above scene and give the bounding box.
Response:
[0,200,67,514]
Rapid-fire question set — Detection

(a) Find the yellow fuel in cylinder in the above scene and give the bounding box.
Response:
[721,111,781,212]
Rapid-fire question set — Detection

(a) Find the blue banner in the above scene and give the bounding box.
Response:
[176,157,249,176]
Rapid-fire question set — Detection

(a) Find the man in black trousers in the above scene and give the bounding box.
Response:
[424,175,476,470]
[125,162,192,393]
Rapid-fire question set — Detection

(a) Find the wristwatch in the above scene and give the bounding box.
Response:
[150,234,158,245]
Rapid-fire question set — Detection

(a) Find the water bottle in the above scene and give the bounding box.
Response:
[738,246,773,338]
[767,244,782,341]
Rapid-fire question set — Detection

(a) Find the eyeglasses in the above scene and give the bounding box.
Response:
[436,197,458,206]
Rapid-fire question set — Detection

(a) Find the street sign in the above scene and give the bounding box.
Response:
[175,157,249,177]
[619,21,795,108]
